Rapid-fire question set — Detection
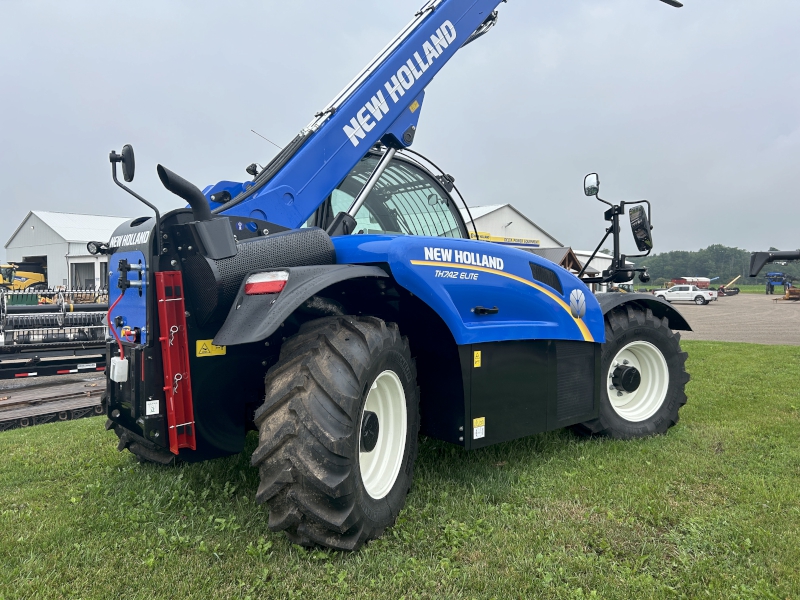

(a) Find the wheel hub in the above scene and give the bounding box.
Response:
[359,370,407,500]
[606,341,669,422]
[612,365,641,393]
[360,411,380,453]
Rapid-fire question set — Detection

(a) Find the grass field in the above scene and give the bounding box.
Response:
[736,285,771,294]
[2,341,799,599]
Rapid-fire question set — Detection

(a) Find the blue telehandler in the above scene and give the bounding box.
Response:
[95,0,690,550]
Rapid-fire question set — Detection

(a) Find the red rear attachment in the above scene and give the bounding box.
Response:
[155,271,197,454]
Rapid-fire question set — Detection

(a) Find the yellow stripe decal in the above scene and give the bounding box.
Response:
[409,260,594,342]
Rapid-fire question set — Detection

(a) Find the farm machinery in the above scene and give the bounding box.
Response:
[0,288,108,428]
[98,0,690,550]
[0,288,108,378]
[750,251,800,299]
[717,275,741,296]
[0,262,47,291]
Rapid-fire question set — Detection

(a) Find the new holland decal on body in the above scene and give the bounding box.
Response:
[109,231,151,249]
[343,20,457,147]
[423,247,504,270]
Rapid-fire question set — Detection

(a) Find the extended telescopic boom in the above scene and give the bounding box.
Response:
[214,0,682,231]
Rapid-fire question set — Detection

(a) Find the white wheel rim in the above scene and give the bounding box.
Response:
[607,341,669,422]
[359,370,407,500]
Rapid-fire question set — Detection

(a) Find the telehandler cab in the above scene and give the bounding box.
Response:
[96,0,690,550]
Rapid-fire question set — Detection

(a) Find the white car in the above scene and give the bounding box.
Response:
[654,285,717,305]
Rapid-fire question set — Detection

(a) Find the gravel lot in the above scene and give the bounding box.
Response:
[664,293,800,345]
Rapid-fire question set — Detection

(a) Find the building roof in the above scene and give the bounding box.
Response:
[460,204,506,221]
[460,204,564,247]
[523,247,592,273]
[5,211,130,247]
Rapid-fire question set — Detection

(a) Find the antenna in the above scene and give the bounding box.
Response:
[250,129,283,150]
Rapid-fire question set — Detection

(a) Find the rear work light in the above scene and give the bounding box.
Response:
[245,271,289,295]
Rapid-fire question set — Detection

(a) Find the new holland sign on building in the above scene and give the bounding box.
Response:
[460,204,562,250]
[469,231,541,248]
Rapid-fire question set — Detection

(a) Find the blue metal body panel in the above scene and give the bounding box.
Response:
[204,180,255,211]
[216,0,502,227]
[108,249,149,345]
[332,235,605,345]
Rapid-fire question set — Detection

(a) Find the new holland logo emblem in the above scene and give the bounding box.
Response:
[569,289,587,319]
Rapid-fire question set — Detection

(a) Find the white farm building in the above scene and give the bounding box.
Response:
[4,211,129,289]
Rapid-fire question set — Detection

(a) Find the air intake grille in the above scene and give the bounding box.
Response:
[182,228,335,325]
[555,341,595,422]
[529,262,563,294]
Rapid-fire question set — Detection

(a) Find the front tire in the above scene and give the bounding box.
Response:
[252,316,419,551]
[574,305,689,440]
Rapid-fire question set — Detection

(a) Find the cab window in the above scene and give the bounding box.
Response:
[311,154,466,238]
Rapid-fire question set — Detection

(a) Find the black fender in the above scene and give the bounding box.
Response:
[213,264,389,346]
[594,293,692,331]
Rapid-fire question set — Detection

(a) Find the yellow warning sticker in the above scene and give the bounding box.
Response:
[473,350,481,368]
[196,340,226,357]
[409,100,420,113]
[473,417,485,440]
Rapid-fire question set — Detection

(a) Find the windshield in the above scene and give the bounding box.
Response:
[0,267,13,281]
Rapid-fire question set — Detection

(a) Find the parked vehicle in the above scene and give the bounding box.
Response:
[654,285,717,305]
[0,263,47,291]
[97,0,689,551]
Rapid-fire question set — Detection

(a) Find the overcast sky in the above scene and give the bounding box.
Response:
[2,0,798,260]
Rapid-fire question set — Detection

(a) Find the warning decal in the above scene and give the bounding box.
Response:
[196,340,227,357]
[473,417,485,440]
[473,351,481,368]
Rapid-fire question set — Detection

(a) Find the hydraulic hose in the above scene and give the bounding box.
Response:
[106,291,126,360]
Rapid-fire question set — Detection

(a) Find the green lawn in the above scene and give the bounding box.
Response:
[2,341,799,599]
[735,284,794,295]
[736,284,769,294]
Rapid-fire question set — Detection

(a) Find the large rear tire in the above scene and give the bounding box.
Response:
[574,305,689,440]
[252,316,419,551]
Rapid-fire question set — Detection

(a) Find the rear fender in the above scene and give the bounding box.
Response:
[213,265,388,346]
[595,293,692,331]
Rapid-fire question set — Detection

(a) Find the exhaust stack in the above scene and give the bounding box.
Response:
[157,165,213,222]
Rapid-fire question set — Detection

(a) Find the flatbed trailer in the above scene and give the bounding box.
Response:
[0,378,105,431]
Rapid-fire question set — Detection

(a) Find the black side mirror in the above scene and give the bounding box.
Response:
[121,144,135,182]
[584,173,599,197]
[629,205,653,252]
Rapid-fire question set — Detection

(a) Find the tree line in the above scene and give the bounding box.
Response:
[629,245,800,287]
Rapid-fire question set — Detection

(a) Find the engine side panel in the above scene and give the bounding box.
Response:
[332,235,606,345]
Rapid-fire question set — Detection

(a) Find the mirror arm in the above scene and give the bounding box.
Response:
[578,227,612,278]
[110,158,162,257]
[595,194,612,207]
